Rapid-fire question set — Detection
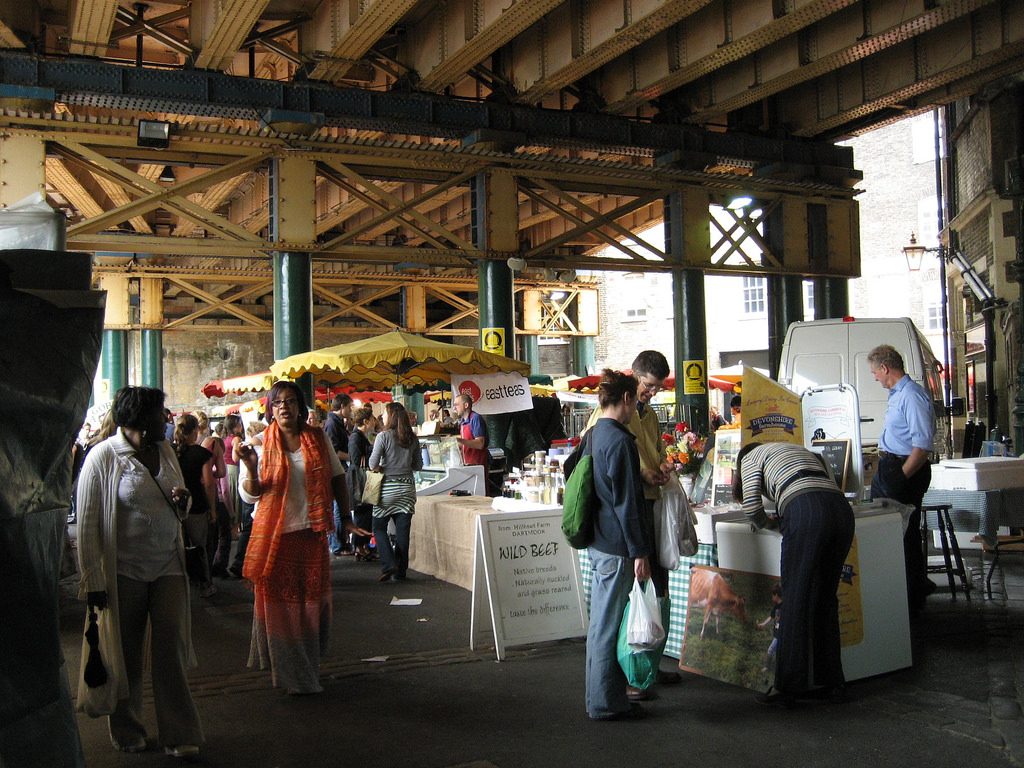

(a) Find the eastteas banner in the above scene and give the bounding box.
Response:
[452,372,533,415]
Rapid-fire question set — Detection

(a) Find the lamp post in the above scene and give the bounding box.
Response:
[902,233,953,458]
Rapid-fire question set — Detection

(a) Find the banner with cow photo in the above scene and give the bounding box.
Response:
[451,372,533,415]
[680,565,778,693]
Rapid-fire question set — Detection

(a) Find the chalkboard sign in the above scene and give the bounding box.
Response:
[812,439,852,492]
[470,509,588,660]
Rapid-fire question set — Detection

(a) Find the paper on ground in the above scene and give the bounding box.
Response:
[361,655,389,663]
[390,597,423,606]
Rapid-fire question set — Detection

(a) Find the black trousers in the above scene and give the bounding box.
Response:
[776,491,855,694]
[871,453,932,610]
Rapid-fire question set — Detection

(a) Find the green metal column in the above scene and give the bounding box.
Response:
[813,277,850,319]
[273,251,313,405]
[520,335,541,375]
[100,329,128,398]
[665,191,708,431]
[139,329,162,389]
[767,275,804,379]
[472,171,517,357]
[1010,193,1024,452]
[270,156,316,407]
[572,336,595,377]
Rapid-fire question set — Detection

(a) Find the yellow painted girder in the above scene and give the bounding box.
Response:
[67,0,117,57]
[308,0,420,82]
[92,174,152,233]
[193,0,271,71]
[416,0,562,92]
[0,18,25,48]
[516,0,712,104]
[45,157,104,219]
[177,173,255,237]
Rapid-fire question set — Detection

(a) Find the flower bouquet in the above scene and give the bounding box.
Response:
[662,422,707,476]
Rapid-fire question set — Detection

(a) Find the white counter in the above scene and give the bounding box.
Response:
[716,503,912,682]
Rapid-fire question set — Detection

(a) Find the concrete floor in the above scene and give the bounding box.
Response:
[60,543,1024,768]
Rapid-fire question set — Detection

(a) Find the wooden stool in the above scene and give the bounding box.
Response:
[975,534,1024,597]
[921,504,971,600]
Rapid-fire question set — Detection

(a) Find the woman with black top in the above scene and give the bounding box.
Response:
[348,408,377,561]
[174,414,218,598]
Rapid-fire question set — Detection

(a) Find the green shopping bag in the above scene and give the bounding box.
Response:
[616,589,671,690]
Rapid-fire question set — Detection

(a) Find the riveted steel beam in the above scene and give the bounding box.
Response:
[513,0,713,105]
[0,50,854,174]
[602,0,859,115]
[682,0,1000,132]
[306,0,419,83]
[409,0,562,93]
[780,3,1024,138]
[192,0,271,71]
[66,0,118,57]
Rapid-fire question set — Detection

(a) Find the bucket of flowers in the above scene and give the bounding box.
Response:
[662,422,706,497]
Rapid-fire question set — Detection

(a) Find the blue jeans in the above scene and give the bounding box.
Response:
[372,513,412,576]
[327,501,350,554]
[585,548,633,719]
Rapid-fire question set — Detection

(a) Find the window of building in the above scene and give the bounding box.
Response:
[622,274,648,321]
[803,280,815,320]
[742,276,765,314]
[925,302,942,331]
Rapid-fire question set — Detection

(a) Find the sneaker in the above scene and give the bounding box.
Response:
[112,737,146,753]
[164,745,200,758]
[199,584,217,598]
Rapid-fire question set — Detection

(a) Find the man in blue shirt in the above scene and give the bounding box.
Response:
[868,344,936,614]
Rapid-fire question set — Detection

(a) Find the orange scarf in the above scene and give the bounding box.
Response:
[242,421,335,584]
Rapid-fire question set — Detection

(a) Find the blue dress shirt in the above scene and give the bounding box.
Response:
[879,374,935,455]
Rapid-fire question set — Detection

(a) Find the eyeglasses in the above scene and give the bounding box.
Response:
[271,397,299,409]
[638,379,664,394]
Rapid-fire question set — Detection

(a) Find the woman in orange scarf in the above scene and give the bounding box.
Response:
[237,381,369,694]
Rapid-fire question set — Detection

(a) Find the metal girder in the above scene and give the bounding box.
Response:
[513,0,713,105]
[66,0,118,57]
[111,6,191,56]
[55,141,270,241]
[409,0,562,93]
[45,156,103,218]
[602,0,859,115]
[312,283,400,329]
[0,18,24,48]
[520,177,667,260]
[92,173,152,233]
[0,50,854,174]
[524,188,670,260]
[681,0,1000,130]
[175,175,252,238]
[317,158,478,252]
[710,200,781,269]
[306,0,419,83]
[192,0,270,71]
[163,276,272,330]
[780,2,1024,138]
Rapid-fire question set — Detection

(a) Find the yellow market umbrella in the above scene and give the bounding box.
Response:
[270,330,530,390]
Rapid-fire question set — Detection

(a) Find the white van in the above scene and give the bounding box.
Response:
[778,317,947,447]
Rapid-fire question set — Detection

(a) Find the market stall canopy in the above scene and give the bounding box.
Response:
[708,365,769,393]
[270,331,530,390]
[568,372,677,392]
[202,371,275,398]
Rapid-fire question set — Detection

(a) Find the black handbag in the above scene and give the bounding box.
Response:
[182,529,206,583]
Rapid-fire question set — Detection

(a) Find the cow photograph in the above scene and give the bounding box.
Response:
[680,566,779,693]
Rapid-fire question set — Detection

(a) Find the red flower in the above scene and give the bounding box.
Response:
[661,433,674,444]
[675,422,689,433]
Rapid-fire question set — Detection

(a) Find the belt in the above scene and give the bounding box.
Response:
[776,469,829,499]
[879,450,909,461]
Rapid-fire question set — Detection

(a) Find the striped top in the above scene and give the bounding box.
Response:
[738,442,843,528]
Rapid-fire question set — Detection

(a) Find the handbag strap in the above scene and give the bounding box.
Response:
[137,451,186,521]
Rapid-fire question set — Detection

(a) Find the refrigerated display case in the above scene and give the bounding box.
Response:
[415,435,487,496]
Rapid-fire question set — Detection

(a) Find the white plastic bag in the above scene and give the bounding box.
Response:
[655,477,699,569]
[626,578,665,651]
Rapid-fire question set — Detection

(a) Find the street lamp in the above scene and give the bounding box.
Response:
[902,232,926,272]
[902,233,953,458]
